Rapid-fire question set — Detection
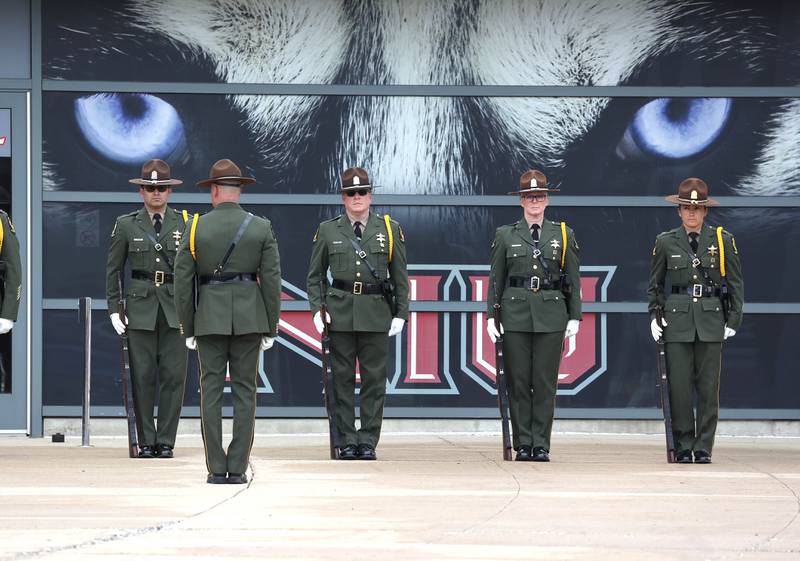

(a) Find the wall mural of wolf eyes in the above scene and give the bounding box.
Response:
[40,0,800,413]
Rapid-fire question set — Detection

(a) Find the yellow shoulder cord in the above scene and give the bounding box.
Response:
[182,209,189,223]
[0,214,5,255]
[383,214,394,263]
[560,221,567,270]
[716,226,726,277]
[189,214,199,260]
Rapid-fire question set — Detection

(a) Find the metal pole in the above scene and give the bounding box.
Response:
[80,297,91,447]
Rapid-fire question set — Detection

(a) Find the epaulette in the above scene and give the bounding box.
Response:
[119,210,138,219]
[324,215,341,223]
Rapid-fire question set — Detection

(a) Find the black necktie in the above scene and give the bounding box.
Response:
[354,221,362,240]
[530,224,540,245]
[689,232,699,254]
[153,213,162,235]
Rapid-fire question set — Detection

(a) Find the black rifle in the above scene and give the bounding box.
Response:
[655,307,676,463]
[492,280,513,461]
[117,272,138,458]
[319,278,340,460]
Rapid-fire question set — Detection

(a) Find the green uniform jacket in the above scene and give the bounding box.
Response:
[647,224,744,343]
[0,210,21,321]
[306,212,409,332]
[105,207,187,330]
[487,218,581,333]
[174,202,281,338]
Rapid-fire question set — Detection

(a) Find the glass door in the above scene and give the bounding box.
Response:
[0,92,28,432]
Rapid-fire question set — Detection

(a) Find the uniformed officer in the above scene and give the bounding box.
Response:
[306,167,409,461]
[647,178,744,464]
[105,159,188,458]
[174,159,281,484]
[486,170,581,462]
[0,208,21,336]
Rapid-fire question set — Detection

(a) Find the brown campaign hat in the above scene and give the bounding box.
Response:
[128,159,183,186]
[196,159,256,187]
[665,177,719,206]
[508,169,559,195]
[340,167,374,191]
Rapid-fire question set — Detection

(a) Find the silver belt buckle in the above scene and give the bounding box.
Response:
[154,271,165,287]
[529,276,540,292]
[692,284,703,298]
[353,281,363,295]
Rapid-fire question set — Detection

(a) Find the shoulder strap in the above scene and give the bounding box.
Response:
[383,214,394,263]
[716,226,726,278]
[0,213,5,255]
[134,220,175,268]
[560,222,567,270]
[348,238,381,280]
[189,214,200,260]
[214,213,254,275]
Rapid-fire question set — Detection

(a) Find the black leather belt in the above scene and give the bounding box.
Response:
[332,279,383,295]
[508,275,560,292]
[198,272,258,285]
[132,270,173,285]
[672,285,721,298]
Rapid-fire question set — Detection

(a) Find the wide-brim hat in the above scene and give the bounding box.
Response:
[507,169,560,195]
[665,177,719,206]
[196,158,256,187]
[129,159,182,186]
[340,166,375,191]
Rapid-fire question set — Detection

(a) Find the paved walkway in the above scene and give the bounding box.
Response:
[1,433,799,560]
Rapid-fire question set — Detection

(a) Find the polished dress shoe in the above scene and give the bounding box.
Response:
[138,445,156,459]
[339,444,358,460]
[357,444,376,460]
[206,473,227,484]
[676,450,693,464]
[227,473,248,484]
[531,447,550,462]
[515,446,532,461]
[155,444,174,458]
[693,450,712,464]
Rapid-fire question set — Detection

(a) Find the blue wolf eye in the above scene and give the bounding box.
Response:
[617,98,732,160]
[73,93,186,164]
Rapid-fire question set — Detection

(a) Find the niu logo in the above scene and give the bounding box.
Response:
[266,265,614,397]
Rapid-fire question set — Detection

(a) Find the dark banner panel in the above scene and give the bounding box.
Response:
[42,92,800,198]
[42,309,799,411]
[43,203,798,303]
[43,0,800,87]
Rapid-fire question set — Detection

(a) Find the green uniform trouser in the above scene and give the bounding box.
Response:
[127,307,188,447]
[329,331,389,448]
[503,331,564,451]
[666,339,723,454]
[196,333,260,475]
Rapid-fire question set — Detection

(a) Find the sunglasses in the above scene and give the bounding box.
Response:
[345,189,371,197]
[521,194,547,202]
[142,185,170,193]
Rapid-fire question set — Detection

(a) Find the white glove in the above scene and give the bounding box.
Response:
[650,316,668,342]
[260,336,275,350]
[110,313,127,336]
[0,318,14,334]
[388,318,405,337]
[486,318,504,344]
[313,310,331,334]
[185,337,197,350]
[724,326,736,340]
[564,319,580,338]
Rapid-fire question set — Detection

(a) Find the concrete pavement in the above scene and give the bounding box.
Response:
[1,433,798,560]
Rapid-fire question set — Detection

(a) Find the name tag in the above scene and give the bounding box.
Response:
[511,243,522,247]
[133,238,144,241]
[670,255,681,258]
[333,240,343,245]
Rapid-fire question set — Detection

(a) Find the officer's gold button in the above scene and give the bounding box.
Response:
[692,298,697,302]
